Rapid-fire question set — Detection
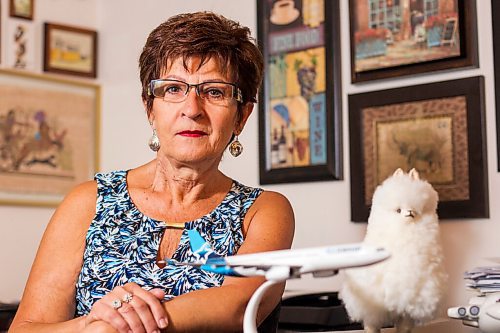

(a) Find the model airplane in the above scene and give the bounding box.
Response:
[163,229,390,281]
[161,229,390,333]
[449,292,500,333]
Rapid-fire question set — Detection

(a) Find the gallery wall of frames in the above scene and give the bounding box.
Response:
[0,0,100,206]
[257,0,494,221]
[0,0,497,222]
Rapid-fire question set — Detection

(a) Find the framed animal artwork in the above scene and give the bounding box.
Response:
[257,0,343,184]
[348,76,488,221]
[349,0,478,83]
[0,69,100,206]
[43,23,98,78]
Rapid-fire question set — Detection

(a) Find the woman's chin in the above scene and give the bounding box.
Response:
[160,150,222,165]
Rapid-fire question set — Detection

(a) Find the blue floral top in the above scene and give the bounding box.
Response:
[74,170,263,317]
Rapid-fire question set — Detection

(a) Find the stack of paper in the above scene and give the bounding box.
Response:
[464,266,500,294]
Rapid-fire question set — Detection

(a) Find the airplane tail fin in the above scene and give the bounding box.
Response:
[187,229,209,255]
[185,229,243,276]
[187,229,220,260]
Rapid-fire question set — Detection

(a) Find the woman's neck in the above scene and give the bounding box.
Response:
[147,157,231,206]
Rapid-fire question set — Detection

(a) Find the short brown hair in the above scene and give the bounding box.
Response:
[139,11,264,117]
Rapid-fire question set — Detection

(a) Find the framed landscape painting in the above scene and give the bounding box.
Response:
[44,23,98,78]
[0,69,100,206]
[349,0,478,82]
[257,0,343,184]
[349,76,488,221]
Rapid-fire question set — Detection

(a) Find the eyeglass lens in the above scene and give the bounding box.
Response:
[151,80,239,105]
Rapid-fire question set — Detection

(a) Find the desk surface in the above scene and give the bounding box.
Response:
[281,291,476,333]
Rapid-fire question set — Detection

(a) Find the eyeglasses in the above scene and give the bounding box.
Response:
[148,79,243,106]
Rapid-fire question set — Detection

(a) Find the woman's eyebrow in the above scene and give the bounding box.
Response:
[161,75,231,83]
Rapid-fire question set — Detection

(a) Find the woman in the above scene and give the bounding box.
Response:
[9,11,294,333]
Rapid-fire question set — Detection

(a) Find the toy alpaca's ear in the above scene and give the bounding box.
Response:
[393,168,404,176]
[409,168,420,180]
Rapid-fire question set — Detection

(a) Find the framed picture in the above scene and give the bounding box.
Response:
[6,19,35,71]
[257,0,342,184]
[0,69,100,206]
[349,76,488,221]
[492,0,500,172]
[349,0,478,83]
[9,0,34,20]
[43,23,98,78]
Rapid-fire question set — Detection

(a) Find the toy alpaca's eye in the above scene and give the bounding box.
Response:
[396,208,401,213]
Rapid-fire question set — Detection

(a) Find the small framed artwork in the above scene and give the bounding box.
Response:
[349,76,488,221]
[9,0,34,20]
[43,23,98,78]
[5,19,36,70]
[492,0,500,172]
[349,0,478,83]
[0,69,100,206]
[257,0,343,184]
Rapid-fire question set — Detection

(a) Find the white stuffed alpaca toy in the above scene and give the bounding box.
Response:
[340,168,447,333]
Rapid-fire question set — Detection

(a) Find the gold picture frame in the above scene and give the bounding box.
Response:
[0,69,100,206]
[9,0,34,20]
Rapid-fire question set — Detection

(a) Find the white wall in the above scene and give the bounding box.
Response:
[1,1,498,332]
[0,0,99,303]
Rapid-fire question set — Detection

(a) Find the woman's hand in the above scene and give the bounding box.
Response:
[85,283,168,333]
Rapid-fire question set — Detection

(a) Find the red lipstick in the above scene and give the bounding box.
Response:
[178,130,207,137]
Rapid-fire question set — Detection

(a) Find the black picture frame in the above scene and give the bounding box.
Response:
[257,0,342,184]
[349,76,488,222]
[349,0,478,83]
[492,0,500,172]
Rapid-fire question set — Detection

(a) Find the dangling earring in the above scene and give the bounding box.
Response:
[229,135,243,157]
[148,129,160,152]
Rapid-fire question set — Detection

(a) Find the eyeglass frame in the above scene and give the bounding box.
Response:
[148,78,243,104]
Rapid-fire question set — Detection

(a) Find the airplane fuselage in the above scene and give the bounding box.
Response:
[197,243,390,280]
